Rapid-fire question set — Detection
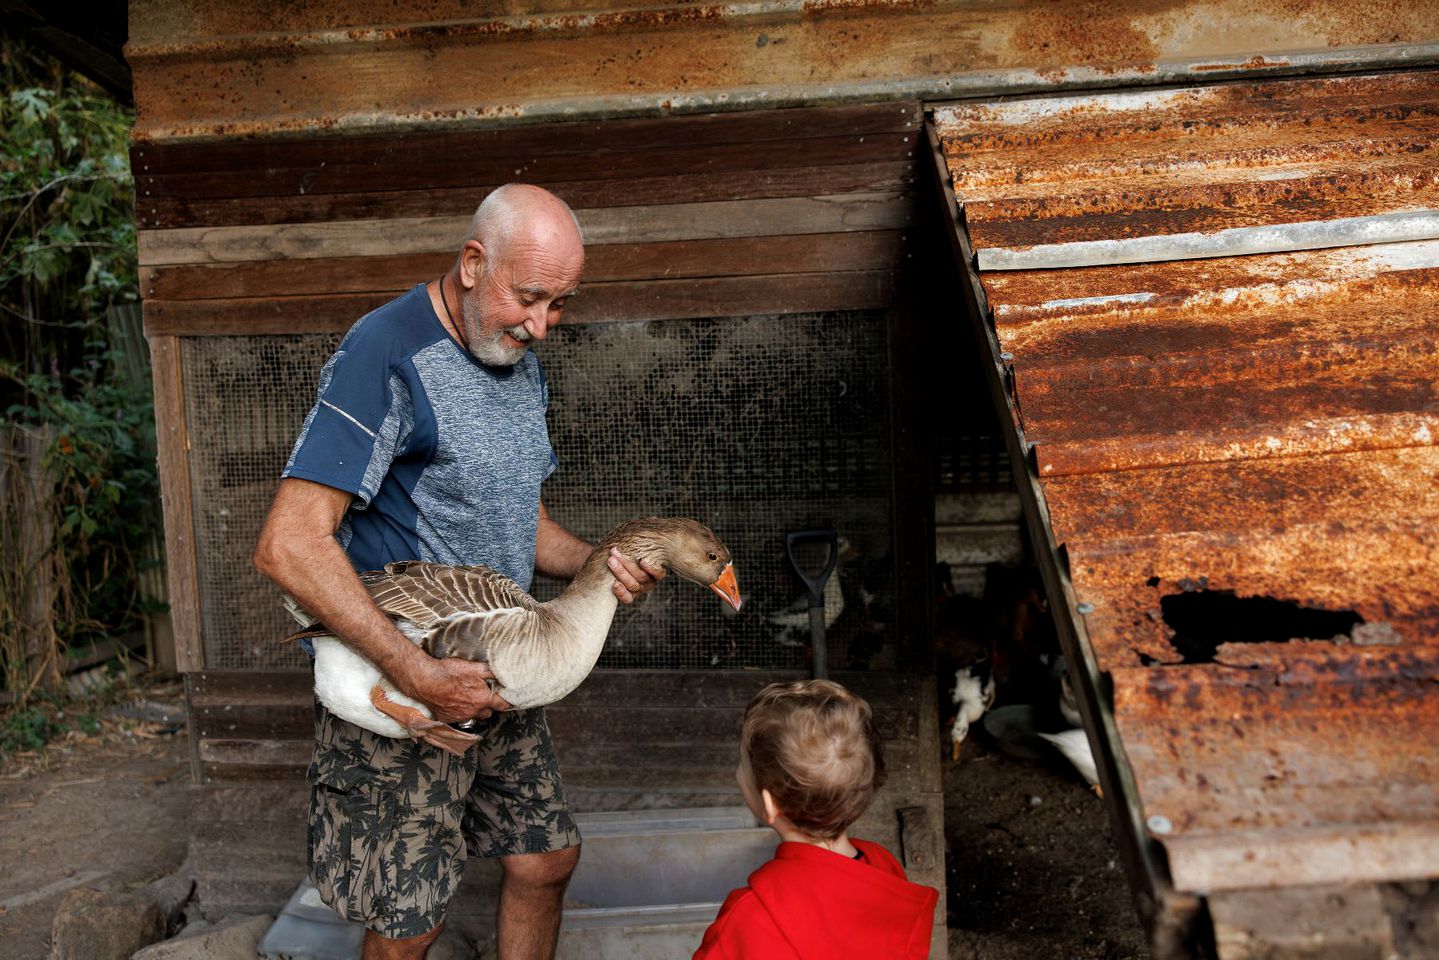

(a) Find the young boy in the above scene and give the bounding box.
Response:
[693,679,939,959]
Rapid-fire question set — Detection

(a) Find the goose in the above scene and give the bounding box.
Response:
[1046,654,1083,728]
[284,517,742,755]
[1038,728,1102,797]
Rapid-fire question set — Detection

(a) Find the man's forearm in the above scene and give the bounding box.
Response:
[256,528,434,697]
[254,477,502,726]
[535,503,593,580]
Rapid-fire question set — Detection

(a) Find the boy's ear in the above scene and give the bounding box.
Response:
[760,788,781,826]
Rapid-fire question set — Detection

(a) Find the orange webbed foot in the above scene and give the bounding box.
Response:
[369,685,479,757]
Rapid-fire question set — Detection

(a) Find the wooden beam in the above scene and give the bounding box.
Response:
[142,269,910,335]
[1208,884,1395,959]
[140,231,911,300]
[185,666,923,705]
[126,0,1439,144]
[139,161,916,230]
[197,737,933,784]
[137,193,917,266]
[135,101,923,176]
[137,133,913,200]
[569,268,907,333]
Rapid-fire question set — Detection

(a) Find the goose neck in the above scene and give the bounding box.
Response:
[547,548,623,621]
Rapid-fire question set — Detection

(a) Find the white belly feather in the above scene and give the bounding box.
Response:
[312,627,430,739]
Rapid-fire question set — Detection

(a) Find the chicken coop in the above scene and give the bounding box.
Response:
[130,1,1439,956]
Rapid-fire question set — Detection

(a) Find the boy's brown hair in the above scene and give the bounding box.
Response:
[741,679,886,839]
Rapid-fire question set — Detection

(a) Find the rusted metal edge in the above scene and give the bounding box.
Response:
[977,209,1439,271]
[124,1,927,57]
[931,67,1439,131]
[923,113,1206,958]
[123,1,1439,63]
[989,239,1439,327]
[1034,411,1439,478]
[1163,820,1439,893]
[130,44,1439,145]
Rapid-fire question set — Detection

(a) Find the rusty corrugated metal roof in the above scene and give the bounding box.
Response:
[942,71,1439,268]
[931,68,1439,903]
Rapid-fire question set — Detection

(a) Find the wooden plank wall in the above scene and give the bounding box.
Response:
[137,101,924,336]
[138,102,926,675]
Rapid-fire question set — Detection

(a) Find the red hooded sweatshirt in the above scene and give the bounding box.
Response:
[692,839,939,959]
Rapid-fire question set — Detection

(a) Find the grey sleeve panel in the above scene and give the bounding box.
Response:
[356,372,416,508]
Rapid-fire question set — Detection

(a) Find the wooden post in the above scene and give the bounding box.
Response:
[1,423,61,694]
[109,303,177,673]
[147,333,204,672]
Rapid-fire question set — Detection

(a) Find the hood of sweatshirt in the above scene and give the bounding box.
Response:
[746,840,938,959]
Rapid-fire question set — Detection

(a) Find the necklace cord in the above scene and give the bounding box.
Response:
[438,276,471,353]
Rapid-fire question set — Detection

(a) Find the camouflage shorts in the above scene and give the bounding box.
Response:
[306,700,581,939]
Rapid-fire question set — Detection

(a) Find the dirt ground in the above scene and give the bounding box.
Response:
[0,674,1146,960]
[0,680,191,960]
[944,734,1149,960]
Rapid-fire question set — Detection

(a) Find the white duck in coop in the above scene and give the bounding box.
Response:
[1039,728,1102,796]
[949,665,996,760]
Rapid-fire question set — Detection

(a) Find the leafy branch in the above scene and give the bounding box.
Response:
[0,31,160,708]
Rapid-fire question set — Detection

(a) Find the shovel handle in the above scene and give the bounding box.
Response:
[785,528,838,681]
[784,528,839,607]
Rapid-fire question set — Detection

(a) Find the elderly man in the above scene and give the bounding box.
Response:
[254,184,661,960]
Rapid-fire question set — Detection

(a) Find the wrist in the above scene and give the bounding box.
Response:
[376,642,434,700]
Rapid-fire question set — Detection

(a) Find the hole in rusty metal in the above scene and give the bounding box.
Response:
[1159,590,1364,664]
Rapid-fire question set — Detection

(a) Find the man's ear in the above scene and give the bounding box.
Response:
[760,788,781,826]
[458,239,486,291]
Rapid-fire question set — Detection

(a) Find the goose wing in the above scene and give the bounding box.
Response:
[360,560,540,627]
[360,561,542,664]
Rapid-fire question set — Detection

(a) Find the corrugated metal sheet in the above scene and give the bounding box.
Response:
[931,67,1439,904]
[126,0,1439,141]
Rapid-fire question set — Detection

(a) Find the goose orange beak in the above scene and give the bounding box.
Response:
[709,563,743,612]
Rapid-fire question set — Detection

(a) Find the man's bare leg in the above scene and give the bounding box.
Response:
[497,846,581,960]
[362,923,442,959]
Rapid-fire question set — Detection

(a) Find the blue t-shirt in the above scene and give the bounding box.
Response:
[283,284,557,588]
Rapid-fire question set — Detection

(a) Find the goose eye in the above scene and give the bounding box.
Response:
[707,552,718,561]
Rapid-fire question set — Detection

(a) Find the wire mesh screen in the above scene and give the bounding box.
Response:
[532,312,896,671]
[932,348,1011,493]
[182,334,342,669]
[934,429,1011,492]
[182,311,896,671]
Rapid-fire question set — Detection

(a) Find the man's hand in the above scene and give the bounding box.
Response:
[400,655,512,725]
[607,548,666,604]
[534,498,664,603]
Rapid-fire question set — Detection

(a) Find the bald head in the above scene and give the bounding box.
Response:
[447,184,585,366]
[468,184,583,264]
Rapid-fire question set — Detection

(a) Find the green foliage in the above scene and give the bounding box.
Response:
[0,32,159,699]
[0,700,58,754]
[0,682,119,760]
[5,349,163,645]
[0,38,136,339]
